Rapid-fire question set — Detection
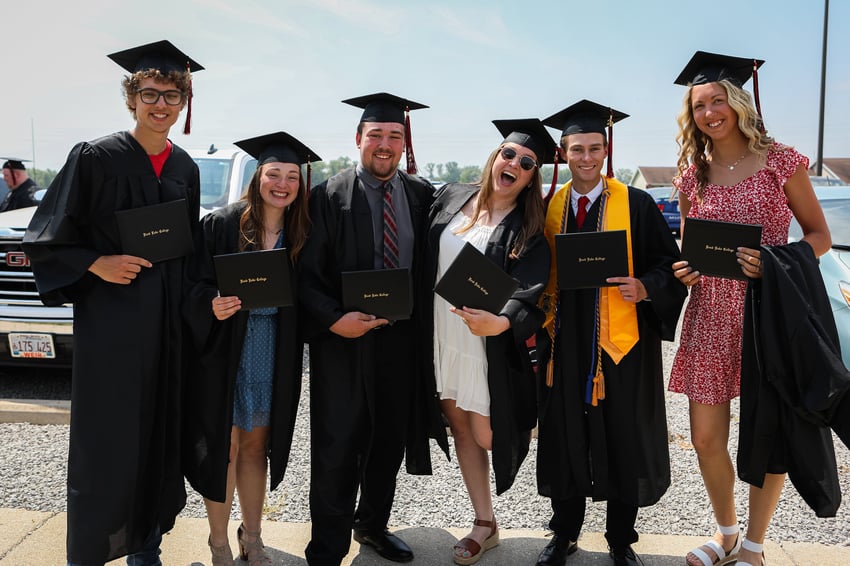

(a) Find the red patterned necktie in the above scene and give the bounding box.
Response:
[382,183,399,268]
[576,195,590,230]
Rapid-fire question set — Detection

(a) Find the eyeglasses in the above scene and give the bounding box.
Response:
[135,88,185,106]
[500,146,538,171]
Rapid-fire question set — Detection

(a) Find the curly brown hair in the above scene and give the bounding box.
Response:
[121,69,191,116]
[455,145,545,259]
[238,164,311,262]
[675,79,774,203]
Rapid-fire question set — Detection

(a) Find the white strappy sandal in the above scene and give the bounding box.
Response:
[735,537,766,566]
[686,525,741,566]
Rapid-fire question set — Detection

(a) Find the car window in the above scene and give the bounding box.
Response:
[789,198,850,246]
[240,158,258,198]
[196,157,233,209]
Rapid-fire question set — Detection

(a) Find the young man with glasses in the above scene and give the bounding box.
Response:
[533,100,686,566]
[23,40,202,566]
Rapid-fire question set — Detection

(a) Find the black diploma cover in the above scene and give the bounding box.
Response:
[213,247,293,309]
[115,199,193,263]
[681,218,762,280]
[434,242,519,313]
[341,267,412,321]
[555,230,629,289]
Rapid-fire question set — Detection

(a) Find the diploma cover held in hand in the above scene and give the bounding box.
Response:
[341,267,412,321]
[681,218,762,280]
[434,242,519,313]
[115,199,193,263]
[213,247,293,309]
[555,230,629,289]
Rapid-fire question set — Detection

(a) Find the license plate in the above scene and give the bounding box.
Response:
[9,333,56,359]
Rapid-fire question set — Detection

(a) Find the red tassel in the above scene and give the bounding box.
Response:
[183,62,193,135]
[606,110,614,178]
[545,151,559,205]
[752,59,765,134]
[404,107,417,174]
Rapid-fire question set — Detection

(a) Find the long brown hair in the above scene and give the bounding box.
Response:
[239,163,311,261]
[675,79,774,203]
[456,145,545,259]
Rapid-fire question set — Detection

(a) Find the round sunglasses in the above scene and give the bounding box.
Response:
[500,147,538,171]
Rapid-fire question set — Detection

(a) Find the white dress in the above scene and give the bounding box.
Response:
[434,212,493,416]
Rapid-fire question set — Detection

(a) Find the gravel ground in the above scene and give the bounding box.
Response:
[2,338,850,547]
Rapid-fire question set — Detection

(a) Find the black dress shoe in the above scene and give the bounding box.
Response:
[353,529,414,563]
[536,534,578,566]
[609,544,644,566]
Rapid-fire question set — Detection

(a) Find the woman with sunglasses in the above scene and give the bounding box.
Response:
[414,119,553,565]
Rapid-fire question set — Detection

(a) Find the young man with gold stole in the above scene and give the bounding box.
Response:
[533,100,686,566]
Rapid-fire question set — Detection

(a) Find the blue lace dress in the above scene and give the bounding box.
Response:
[232,233,282,430]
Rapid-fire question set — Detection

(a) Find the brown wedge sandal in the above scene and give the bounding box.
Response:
[453,517,499,565]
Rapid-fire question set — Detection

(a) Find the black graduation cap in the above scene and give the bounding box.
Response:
[492,119,557,165]
[1,157,30,186]
[108,40,204,135]
[234,132,322,166]
[341,92,428,124]
[107,39,204,74]
[342,92,428,174]
[674,50,764,88]
[542,99,629,138]
[1,157,29,171]
[542,100,628,179]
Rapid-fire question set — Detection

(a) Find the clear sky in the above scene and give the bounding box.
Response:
[3,0,848,174]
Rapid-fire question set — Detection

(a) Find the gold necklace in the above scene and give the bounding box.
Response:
[714,153,749,171]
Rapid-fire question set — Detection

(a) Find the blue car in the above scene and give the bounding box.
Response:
[789,186,850,366]
[645,186,680,236]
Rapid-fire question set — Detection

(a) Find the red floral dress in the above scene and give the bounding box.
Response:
[668,143,808,405]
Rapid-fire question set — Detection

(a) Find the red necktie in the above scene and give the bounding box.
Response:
[576,195,590,230]
[383,183,399,268]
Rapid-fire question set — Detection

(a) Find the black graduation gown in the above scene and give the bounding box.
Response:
[299,168,434,475]
[536,187,686,507]
[739,241,847,517]
[0,178,39,211]
[21,131,199,564]
[415,183,550,495]
[182,201,302,503]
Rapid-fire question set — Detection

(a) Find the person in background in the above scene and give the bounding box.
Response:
[22,40,203,566]
[534,100,686,566]
[669,51,831,566]
[0,158,39,211]
[418,119,553,565]
[183,132,318,565]
[298,92,434,566]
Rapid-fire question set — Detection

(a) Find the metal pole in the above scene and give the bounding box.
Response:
[31,118,36,172]
[816,0,829,176]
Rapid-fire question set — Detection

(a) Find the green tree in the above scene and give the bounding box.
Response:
[29,168,58,188]
[308,156,355,186]
[458,165,482,183]
[615,168,634,184]
[441,162,461,183]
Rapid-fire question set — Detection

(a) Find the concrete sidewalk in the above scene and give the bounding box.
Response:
[1,508,849,565]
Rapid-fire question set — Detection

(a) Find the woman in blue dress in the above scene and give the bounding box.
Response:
[184,132,320,565]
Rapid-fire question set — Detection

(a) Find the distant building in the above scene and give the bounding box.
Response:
[809,158,850,184]
[630,166,679,189]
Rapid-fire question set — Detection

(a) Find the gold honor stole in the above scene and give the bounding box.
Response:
[540,177,639,404]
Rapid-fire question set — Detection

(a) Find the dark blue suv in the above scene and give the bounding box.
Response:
[645,187,680,236]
